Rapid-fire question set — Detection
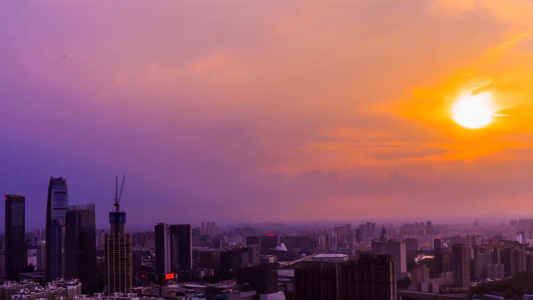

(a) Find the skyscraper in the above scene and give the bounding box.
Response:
[170,224,192,273]
[65,204,97,294]
[5,194,26,280]
[155,223,192,276]
[155,223,171,274]
[452,244,471,288]
[105,177,132,294]
[46,177,68,281]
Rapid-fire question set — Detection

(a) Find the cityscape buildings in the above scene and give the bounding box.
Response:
[46,177,69,282]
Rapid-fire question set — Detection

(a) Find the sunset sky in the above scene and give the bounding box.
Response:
[1,0,533,230]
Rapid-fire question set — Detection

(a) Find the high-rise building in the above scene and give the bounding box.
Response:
[105,179,132,294]
[371,240,406,280]
[5,194,26,280]
[46,177,69,281]
[342,254,397,300]
[36,241,46,271]
[65,204,97,294]
[452,244,471,288]
[170,224,192,273]
[155,223,171,274]
[155,223,193,276]
[295,260,343,300]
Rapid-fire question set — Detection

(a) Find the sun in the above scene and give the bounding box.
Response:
[451,91,496,129]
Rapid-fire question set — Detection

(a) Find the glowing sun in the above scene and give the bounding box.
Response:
[451,91,496,129]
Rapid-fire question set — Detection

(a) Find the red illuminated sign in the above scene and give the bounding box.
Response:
[165,273,175,280]
[268,234,275,237]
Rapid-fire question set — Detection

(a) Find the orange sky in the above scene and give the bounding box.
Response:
[1,0,532,227]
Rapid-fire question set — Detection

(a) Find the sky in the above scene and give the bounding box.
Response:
[1,0,533,231]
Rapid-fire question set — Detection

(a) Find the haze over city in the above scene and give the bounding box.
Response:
[1,1,533,230]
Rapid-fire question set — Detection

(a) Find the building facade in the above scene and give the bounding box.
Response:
[46,177,69,281]
[5,194,26,280]
[65,204,97,294]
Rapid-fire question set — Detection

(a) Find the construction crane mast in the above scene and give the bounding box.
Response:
[110,175,126,237]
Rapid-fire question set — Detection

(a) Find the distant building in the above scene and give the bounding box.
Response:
[36,240,46,271]
[409,264,430,291]
[371,240,406,279]
[5,194,26,280]
[46,177,69,282]
[170,224,192,273]
[295,254,396,300]
[155,223,192,276]
[342,254,396,300]
[451,244,470,288]
[65,204,97,294]
[155,223,171,274]
[261,235,278,255]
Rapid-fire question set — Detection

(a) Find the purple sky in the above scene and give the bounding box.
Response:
[1,1,533,231]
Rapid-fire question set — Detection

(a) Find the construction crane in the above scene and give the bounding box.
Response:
[114,175,126,213]
[110,175,126,237]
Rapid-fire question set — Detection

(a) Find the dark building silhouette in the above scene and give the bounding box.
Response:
[452,244,470,288]
[170,224,192,273]
[5,194,26,280]
[155,223,171,274]
[65,204,97,294]
[105,188,132,293]
[155,223,193,277]
[342,254,396,300]
[246,236,261,247]
[295,261,342,300]
[237,264,278,295]
[295,254,396,300]
[260,235,277,255]
[46,177,69,281]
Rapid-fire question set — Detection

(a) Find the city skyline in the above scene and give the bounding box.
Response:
[1,1,533,230]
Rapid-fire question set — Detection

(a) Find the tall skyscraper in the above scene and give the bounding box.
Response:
[155,223,192,275]
[65,204,97,294]
[5,195,26,280]
[46,177,69,281]
[155,223,171,274]
[105,177,132,294]
[170,224,192,273]
[452,244,471,288]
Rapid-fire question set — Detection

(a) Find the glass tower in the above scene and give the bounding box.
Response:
[46,177,68,281]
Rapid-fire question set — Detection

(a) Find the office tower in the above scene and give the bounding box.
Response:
[105,178,132,294]
[341,254,397,300]
[46,177,69,281]
[5,195,26,280]
[36,241,46,271]
[65,204,97,294]
[170,224,192,272]
[452,244,471,288]
[434,237,442,252]
[371,239,406,280]
[155,223,193,276]
[155,223,171,274]
[295,260,343,300]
